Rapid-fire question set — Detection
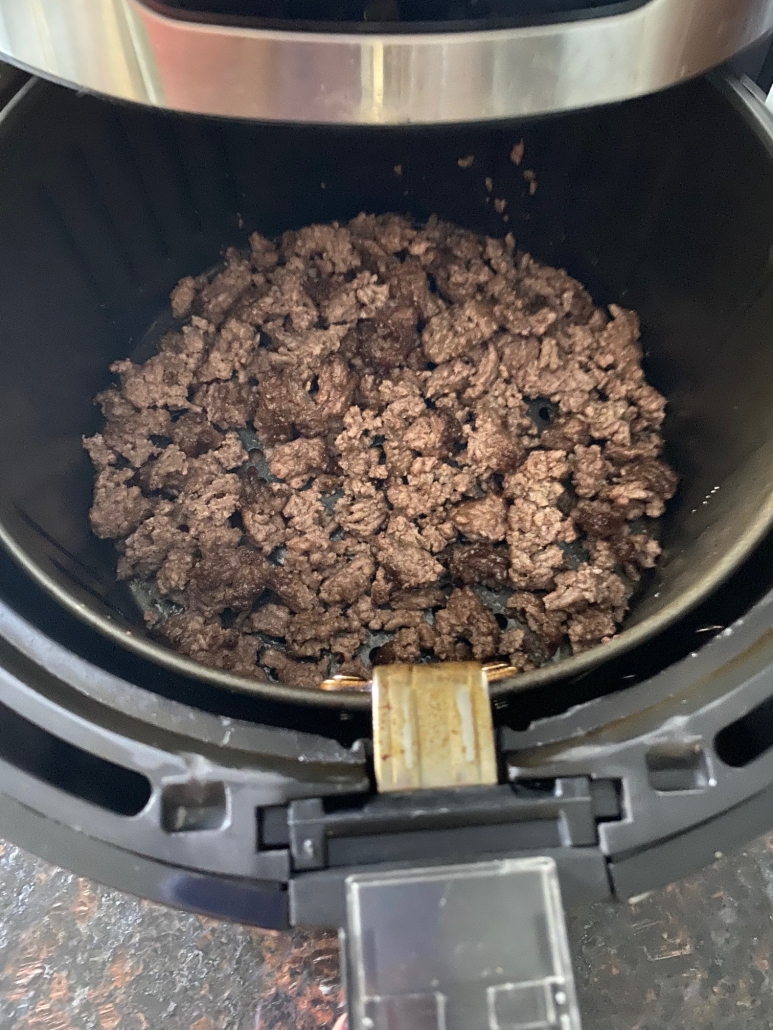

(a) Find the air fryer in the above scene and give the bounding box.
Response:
[0,15,773,1030]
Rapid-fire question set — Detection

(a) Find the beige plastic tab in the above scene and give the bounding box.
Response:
[372,663,498,792]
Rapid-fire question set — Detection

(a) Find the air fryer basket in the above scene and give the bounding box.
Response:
[1,74,773,708]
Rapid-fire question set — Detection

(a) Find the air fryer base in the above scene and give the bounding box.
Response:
[3,520,773,929]
[4,71,773,927]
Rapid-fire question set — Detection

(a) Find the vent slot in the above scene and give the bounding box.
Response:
[715,694,773,768]
[0,701,151,816]
[258,805,290,848]
[161,781,228,832]
[646,742,711,792]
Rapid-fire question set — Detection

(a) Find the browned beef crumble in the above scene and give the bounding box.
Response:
[84,214,677,689]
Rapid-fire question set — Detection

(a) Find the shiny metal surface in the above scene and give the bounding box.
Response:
[0,0,772,123]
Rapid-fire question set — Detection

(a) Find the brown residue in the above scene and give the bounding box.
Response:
[86,983,111,1006]
[643,926,693,962]
[70,880,99,927]
[510,140,525,166]
[107,951,143,990]
[11,963,46,992]
[256,930,344,1030]
[48,973,70,1003]
[190,1018,215,1030]
[17,1000,74,1030]
[96,1003,122,1030]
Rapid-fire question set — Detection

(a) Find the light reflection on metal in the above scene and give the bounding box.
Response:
[0,0,772,124]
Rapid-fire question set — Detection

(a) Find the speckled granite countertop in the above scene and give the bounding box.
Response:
[1,834,773,1030]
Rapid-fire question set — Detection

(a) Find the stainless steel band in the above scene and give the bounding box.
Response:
[0,0,772,124]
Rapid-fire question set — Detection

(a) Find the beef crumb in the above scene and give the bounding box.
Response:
[85,214,676,687]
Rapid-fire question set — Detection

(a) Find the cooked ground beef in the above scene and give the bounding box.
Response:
[84,214,677,689]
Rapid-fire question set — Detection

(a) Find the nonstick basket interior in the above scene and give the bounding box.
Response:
[1,75,773,707]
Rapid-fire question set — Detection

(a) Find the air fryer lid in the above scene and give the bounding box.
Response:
[1,74,773,708]
[1,0,773,123]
